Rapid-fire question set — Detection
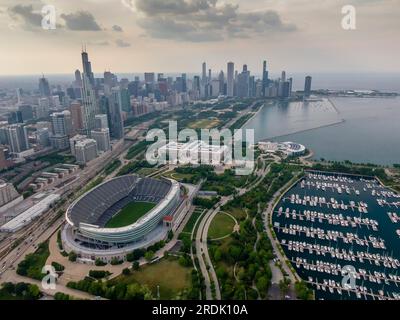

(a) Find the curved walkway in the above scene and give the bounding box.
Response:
[209,211,238,241]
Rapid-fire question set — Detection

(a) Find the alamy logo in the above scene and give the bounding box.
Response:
[41,265,57,290]
[341,5,356,30]
[341,265,356,290]
[41,5,57,30]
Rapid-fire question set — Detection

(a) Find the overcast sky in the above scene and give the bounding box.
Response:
[0,0,399,75]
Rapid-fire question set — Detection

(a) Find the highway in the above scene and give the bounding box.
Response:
[0,123,150,290]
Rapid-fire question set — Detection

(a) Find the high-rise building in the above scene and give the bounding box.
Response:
[281,71,286,82]
[51,110,72,136]
[193,76,200,93]
[50,135,70,150]
[36,128,50,147]
[104,71,117,88]
[81,50,95,86]
[16,88,23,104]
[50,110,73,150]
[74,138,98,165]
[94,114,109,130]
[218,71,225,95]
[227,62,234,97]
[39,76,51,97]
[91,128,110,152]
[5,124,29,153]
[74,69,82,88]
[120,88,131,112]
[128,81,140,97]
[7,111,23,124]
[80,50,98,135]
[18,104,33,122]
[69,135,86,156]
[304,76,312,97]
[107,87,124,140]
[237,66,250,98]
[211,80,220,98]
[144,73,155,84]
[288,77,293,97]
[262,60,269,97]
[69,102,84,134]
[202,62,207,85]
[181,73,187,93]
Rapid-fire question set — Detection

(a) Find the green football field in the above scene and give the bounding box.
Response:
[105,201,156,228]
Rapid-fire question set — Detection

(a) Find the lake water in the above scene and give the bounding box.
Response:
[244,97,400,165]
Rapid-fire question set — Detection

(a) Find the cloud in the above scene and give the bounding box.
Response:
[115,39,131,47]
[112,24,123,32]
[131,0,296,42]
[88,40,110,46]
[60,11,101,31]
[8,4,42,29]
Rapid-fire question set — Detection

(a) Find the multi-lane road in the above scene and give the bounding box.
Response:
[0,124,149,289]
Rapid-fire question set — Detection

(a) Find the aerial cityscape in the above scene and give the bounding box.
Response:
[0,0,400,310]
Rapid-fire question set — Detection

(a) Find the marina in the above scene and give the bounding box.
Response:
[272,171,400,300]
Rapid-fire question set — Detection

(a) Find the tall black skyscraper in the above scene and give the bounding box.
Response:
[81,49,98,135]
[81,49,95,87]
[304,76,312,97]
[262,60,269,97]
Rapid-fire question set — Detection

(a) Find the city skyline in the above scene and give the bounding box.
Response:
[0,0,399,75]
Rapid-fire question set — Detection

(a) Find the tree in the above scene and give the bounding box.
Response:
[295,281,313,300]
[132,261,140,270]
[279,278,291,298]
[95,258,107,266]
[144,251,154,261]
[27,284,41,299]
[122,268,131,276]
[68,251,77,262]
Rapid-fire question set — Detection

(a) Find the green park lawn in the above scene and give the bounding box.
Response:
[112,258,192,299]
[188,118,220,129]
[105,202,156,228]
[208,212,236,240]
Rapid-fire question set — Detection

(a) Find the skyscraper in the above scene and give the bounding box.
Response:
[91,128,111,152]
[51,111,72,136]
[74,138,98,165]
[144,73,155,84]
[81,50,95,86]
[94,114,109,130]
[74,69,82,87]
[237,65,250,98]
[50,110,73,150]
[262,60,269,97]
[80,49,98,135]
[39,76,51,97]
[181,73,187,93]
[227,62,234,97]
[281,71,286,82]
[107,87,124,140]
[5,124,29,153]
[304,76,312,97]
[18,104,34,122]
[202,62,207,85]
[218,71,225,95]
[69,102,84,134]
